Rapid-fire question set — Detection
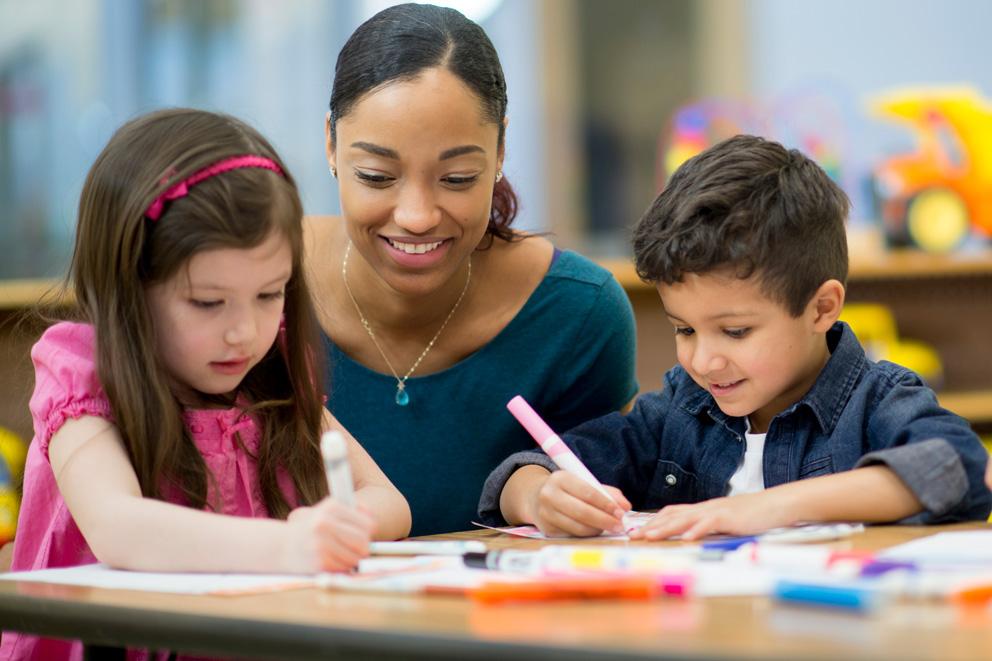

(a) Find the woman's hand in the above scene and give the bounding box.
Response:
[284,497,375,572]
[527,470,631,538]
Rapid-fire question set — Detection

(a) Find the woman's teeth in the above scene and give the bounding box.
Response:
[387,239,443,254]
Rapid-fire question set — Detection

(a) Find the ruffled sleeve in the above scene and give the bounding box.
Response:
[29,321,113,458]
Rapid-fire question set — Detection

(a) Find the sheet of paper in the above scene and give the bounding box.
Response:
[473,510,655,540]
[878,530,992,566]
[0,564,313,595]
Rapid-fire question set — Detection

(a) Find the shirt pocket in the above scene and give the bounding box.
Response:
[650,460,701,505]
[798,454,834,479]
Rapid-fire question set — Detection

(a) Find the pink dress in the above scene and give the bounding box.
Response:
[1,322,298,661]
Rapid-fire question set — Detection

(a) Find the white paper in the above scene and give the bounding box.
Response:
[0,563,313,595]
[878,531,992,566]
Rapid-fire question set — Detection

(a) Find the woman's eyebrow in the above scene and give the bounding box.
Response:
[350,141,398,159]
[439,145,485,160]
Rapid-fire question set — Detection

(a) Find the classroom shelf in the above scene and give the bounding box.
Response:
[599,248,992,291]
[938,390,992,425]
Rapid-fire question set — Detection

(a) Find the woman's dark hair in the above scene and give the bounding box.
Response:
[329,2,518,242]
[632,135,850,317]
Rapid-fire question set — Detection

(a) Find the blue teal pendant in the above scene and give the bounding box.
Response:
[395,384,410,406]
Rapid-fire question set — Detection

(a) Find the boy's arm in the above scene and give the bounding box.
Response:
[478,386,672,534]
[51,416,373,573]
[323,410,412,540]
[632,464,920,540]
[854,371,992,523]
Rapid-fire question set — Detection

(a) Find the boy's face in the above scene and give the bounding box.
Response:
[657,271,833,433]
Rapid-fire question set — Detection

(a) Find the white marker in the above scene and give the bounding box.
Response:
[321,430,355,507]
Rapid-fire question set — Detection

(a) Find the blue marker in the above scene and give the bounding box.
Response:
[774,579,881,612]
[701,536,758,551]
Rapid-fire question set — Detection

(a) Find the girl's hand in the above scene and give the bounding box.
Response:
[527,470,630,538]
[284,498,375,572]
[986,456,992,491]
[629,492,790,541]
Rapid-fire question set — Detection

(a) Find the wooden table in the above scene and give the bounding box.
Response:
[1,524,991,660]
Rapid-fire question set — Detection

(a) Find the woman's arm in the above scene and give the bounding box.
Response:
[323,410,412,540]
[50,415,373,573]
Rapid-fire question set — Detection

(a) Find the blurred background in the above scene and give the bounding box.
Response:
[1,0,991,523]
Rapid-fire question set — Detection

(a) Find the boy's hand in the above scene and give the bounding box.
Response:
[284,498,375,572]
[527,470,631,537]
[629,492,791,541]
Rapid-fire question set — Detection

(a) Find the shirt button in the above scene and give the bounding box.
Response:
[191,424,204,434]
[665,474,677,486]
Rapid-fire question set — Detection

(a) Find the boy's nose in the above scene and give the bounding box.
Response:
[690,345,728,376]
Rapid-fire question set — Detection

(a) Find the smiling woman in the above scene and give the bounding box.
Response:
[305,3,638,536]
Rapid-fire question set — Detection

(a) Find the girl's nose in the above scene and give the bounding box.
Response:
[393,183,442,234]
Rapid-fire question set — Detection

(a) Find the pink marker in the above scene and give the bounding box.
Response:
[507,395,630,529]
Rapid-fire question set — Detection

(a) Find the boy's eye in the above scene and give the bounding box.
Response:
[190,299,221,309]
[724,328,751,339]
[674,327,695,337]
[354,170,394,186]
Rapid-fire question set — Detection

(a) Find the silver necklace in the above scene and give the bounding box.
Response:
[341,241,471,406]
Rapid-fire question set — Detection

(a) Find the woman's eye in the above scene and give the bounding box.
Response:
[354,170,394,185]
[674,327,694,337]
[442,174,479,187]
[190,299,221,309]
[724,328,751,339]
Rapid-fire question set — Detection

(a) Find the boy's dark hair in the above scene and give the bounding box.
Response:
[632,134,850,316]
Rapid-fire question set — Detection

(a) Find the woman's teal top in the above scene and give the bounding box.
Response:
[323,250,638,535]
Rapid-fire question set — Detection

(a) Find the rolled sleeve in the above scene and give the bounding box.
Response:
[855,438,968,521]
[477,451,558,526]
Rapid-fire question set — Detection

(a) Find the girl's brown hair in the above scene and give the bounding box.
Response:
[70,108,328,517]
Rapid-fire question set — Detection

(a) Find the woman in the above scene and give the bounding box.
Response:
[305,3,637,535]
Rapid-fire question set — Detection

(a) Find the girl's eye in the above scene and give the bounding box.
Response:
[190,299,221,309]
[674,327,695,337]
[724,328,751,339]
[259,291,285,302]
[354,170,394,186]
[442,174,479,187]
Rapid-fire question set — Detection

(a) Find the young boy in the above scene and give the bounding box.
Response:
[479,135,992,540]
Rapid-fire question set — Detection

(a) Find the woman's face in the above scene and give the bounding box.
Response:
[328,66,503,296]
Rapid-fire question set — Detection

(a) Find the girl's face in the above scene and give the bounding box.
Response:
[145,231,292,402]
[328,66,504,296]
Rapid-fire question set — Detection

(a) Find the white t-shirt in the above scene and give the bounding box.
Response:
[726,419,767,496]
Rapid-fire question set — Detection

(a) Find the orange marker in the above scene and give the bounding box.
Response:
[469,576,656,604]
[950,583,992,606]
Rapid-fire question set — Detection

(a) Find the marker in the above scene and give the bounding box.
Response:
[774,579,882,612]
[469,575,657,604]
[321,430,355,507]
[463,546,699,589]
[506,396,631,530]
[370,540,487,556]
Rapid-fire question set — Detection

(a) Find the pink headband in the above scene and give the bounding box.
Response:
[145,155,285,221]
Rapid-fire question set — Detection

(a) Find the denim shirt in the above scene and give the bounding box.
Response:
[479,322,992,525]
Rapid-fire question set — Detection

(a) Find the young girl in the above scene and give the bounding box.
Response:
[3,108,411,660]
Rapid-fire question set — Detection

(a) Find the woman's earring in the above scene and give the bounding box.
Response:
[330,166,337,178]
[495,170,503,183]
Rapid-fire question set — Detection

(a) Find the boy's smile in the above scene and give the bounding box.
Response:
[657,270,838,433]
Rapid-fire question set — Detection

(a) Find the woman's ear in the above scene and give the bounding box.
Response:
[811,279,846,332]
[325,112,336,173]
